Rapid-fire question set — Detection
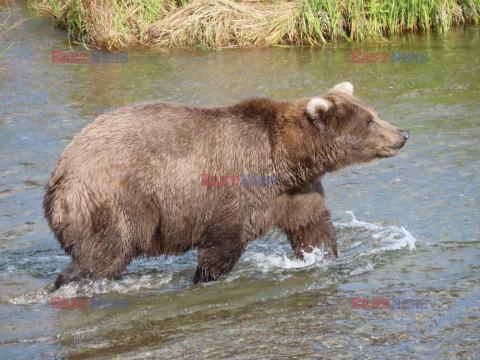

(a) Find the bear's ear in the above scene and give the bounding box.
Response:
[306,97,332,120]
[332,81,354,95]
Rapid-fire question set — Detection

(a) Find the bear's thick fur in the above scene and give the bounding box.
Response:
[44,82,409,289]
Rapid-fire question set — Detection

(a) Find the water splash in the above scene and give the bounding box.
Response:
[244,247,328,272]
[335,211,416,256]
[4,212,416,303]
[7,273,173,305]
[243,211,416,274]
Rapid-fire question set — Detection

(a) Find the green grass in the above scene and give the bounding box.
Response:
[28,0,480,49]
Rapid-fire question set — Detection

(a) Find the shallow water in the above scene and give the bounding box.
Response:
[1,3,479,359]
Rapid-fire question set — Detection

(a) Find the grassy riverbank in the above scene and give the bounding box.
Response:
[30,0,480,49]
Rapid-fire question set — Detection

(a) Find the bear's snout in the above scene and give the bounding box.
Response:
[373,122,409,158]
[397,129,410,149]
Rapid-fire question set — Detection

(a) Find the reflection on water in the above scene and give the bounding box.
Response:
[1,3,479,359]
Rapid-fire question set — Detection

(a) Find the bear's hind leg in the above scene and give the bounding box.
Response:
[194,212,246,283]
[54,244,136,290]
[194,241,245,283]
[277,191,337,260]
[54,261,88,290]
[54,227,139,290]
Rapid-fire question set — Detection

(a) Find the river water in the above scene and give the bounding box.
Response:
[1,3,479,359]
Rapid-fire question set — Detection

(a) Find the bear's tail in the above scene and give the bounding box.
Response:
[43,169,86,253]
[43,173,60,230]
[43,170,73,252]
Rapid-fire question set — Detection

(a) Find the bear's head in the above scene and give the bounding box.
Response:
[305,82,409,171]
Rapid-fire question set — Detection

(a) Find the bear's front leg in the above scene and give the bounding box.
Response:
[194,211,246,283]
[277,191,337,260]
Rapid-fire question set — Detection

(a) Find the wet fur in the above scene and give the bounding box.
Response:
[44,85,407,289]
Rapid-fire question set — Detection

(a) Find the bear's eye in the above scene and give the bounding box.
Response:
[366,117,374,124]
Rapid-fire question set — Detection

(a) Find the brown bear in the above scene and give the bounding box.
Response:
[44,82,409,289]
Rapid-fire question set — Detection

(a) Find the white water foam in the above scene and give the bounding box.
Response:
[335,211,416,256]
[244,211,416,274]
[244,247,328,273]
[350,263,375,275]
[8,273,173,305]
